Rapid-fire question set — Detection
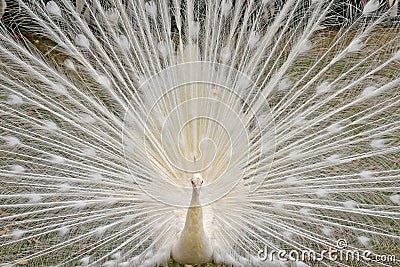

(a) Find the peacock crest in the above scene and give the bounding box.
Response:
[0,0,399,266]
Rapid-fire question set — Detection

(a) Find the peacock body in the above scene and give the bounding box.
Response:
[0,0,399,266]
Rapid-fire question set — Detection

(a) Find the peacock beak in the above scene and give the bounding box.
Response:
[194,185,201,194]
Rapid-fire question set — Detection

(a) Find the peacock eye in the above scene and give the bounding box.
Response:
[201,181,203,184]
[191,180,194,184]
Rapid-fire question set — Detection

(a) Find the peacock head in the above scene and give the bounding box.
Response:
[191,173,204,195]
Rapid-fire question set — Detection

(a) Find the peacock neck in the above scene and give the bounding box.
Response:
[171,188,213,264]
[183,191,203,232]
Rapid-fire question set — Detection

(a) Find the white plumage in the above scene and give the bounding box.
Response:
[0,1,399,266]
